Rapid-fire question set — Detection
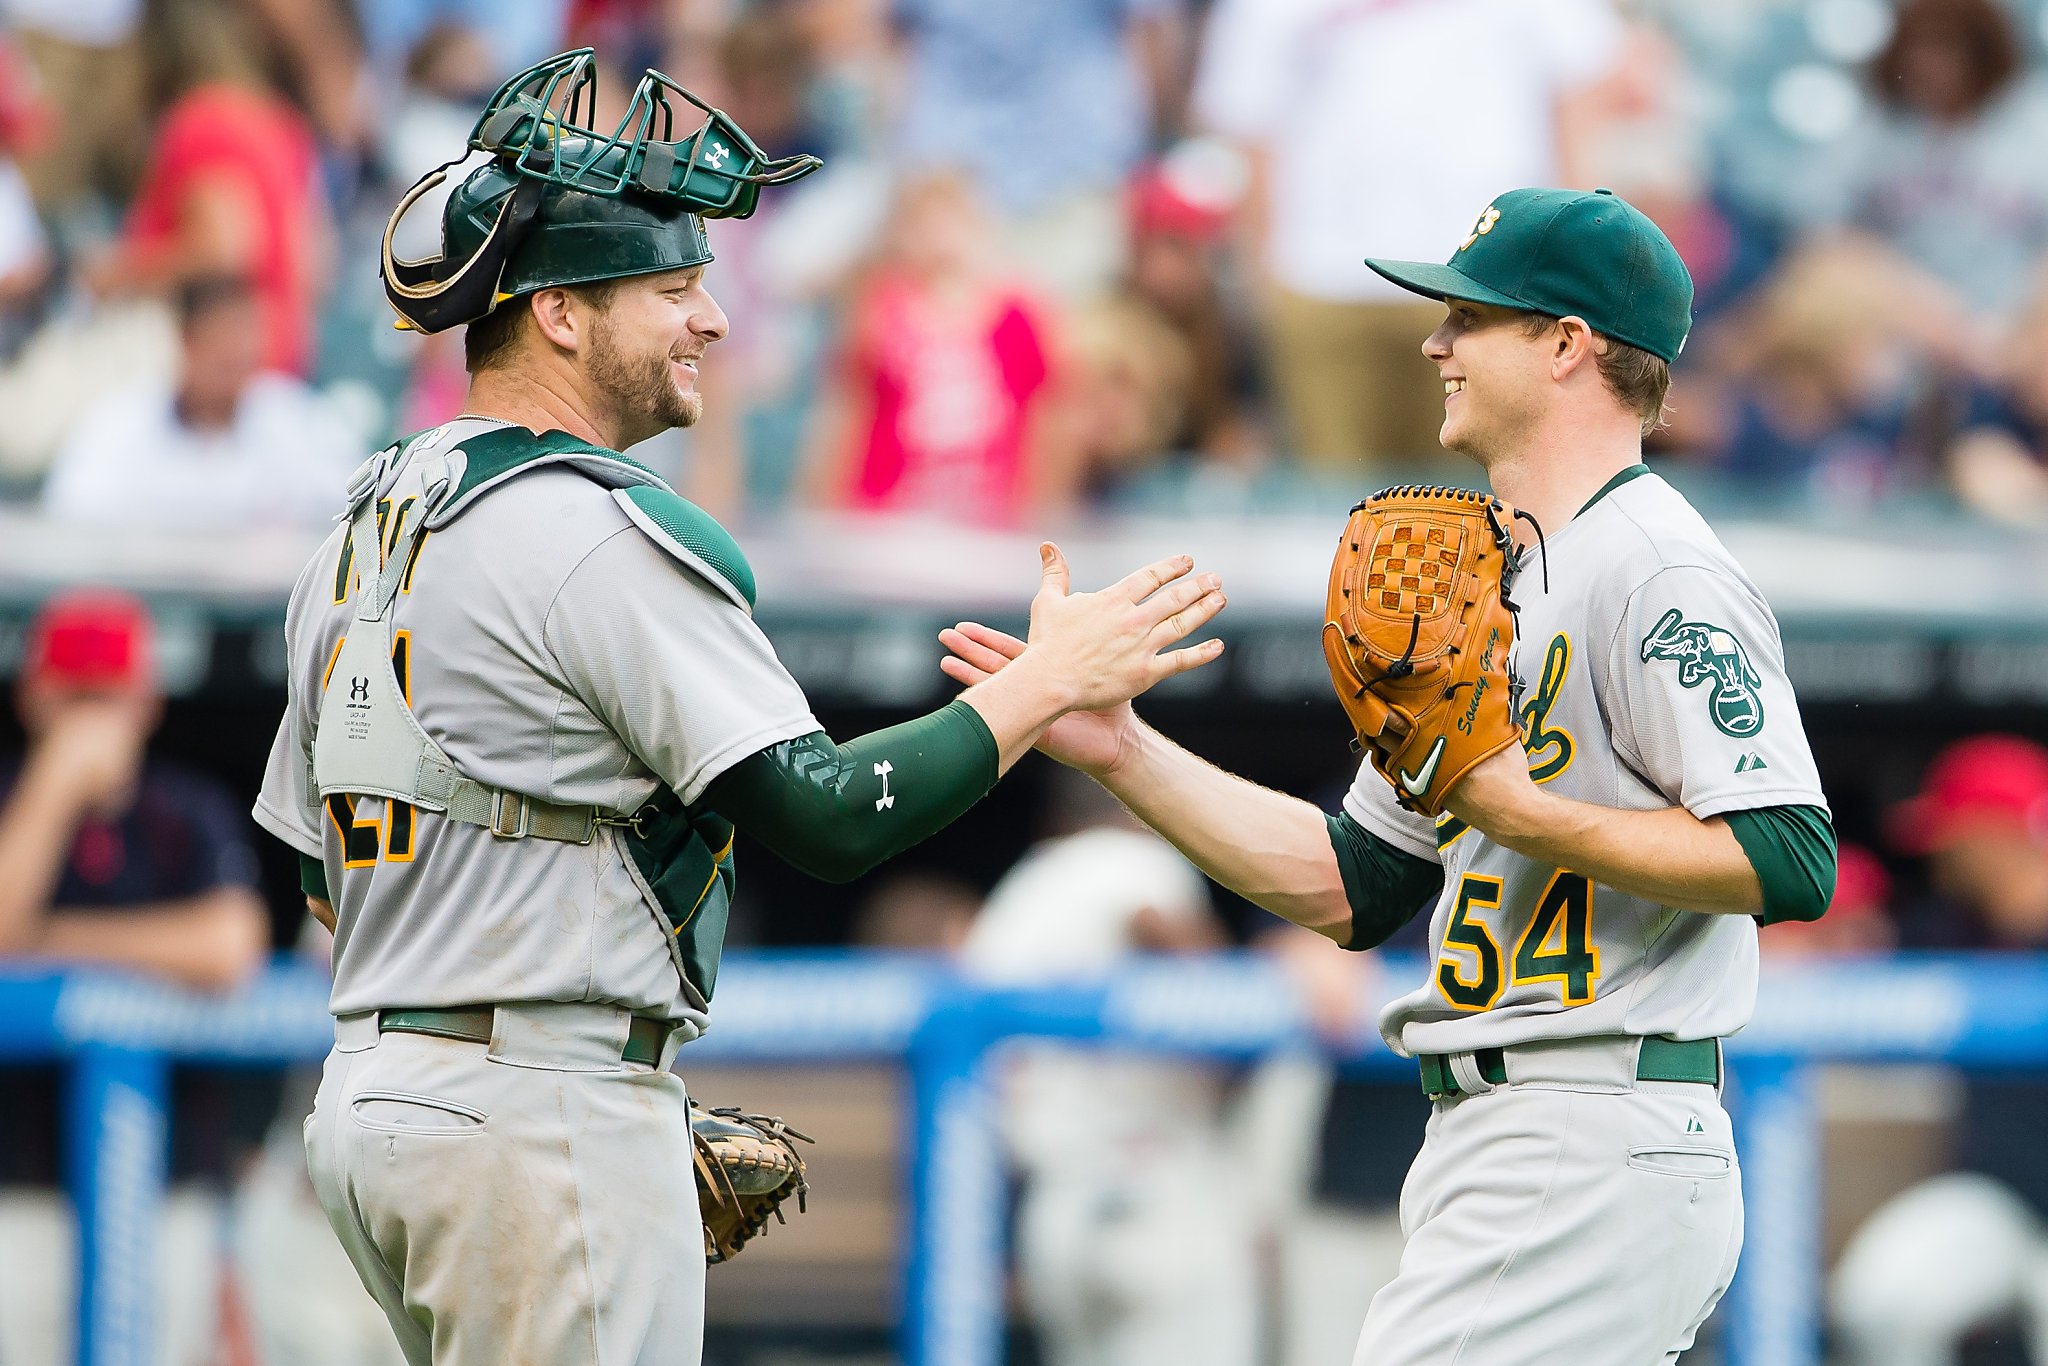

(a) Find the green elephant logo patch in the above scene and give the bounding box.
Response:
[1638,608,1765,738]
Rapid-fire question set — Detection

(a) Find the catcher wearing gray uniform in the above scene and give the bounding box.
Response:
[252,52,1225,1366]
[942,188,1836,1364]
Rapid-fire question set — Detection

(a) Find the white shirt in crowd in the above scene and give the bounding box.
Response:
[40,375,361,531]
[0,161,45,281]
[0,0,141,46]
[1194,0,1624,302]
[963,827,1225,1173]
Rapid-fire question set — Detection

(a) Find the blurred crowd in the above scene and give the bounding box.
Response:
[8,0,2048,529]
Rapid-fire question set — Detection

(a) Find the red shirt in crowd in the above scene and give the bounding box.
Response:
[124,84,320,376]
[838,273,1054,526]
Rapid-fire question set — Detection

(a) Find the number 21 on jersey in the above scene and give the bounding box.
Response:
[321,502,427,870]
[1437,870,1600,1011]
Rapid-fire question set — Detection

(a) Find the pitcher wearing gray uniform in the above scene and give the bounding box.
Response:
[940,188,1836,1364]
[251,51,1226,1366]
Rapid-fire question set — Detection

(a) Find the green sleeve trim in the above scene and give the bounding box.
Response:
[1725,804,1836,925]
[702,699,999,883]
[1324,811,1444,951]
[298,851,330,901]
[616,485,757,609]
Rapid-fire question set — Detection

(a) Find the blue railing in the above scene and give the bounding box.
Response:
[4,950,2045,1366]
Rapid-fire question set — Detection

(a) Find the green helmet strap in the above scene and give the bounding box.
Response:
[380,48,821,335]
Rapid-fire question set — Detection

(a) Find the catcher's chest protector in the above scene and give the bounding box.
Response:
[310,426,755,1006]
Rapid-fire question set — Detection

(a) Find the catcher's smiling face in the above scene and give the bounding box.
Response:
[582,264,731,447]
[1421,299,1553,462]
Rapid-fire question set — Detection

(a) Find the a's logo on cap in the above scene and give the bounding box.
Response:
[1460,205,1502,251]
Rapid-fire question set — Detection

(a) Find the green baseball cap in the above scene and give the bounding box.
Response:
[1364,187,1694,363]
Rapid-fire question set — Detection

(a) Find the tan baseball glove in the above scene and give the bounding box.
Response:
[1322,485,1530,817]
[691,1102,812,1264]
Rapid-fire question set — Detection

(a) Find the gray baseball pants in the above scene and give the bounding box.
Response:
[305,1003,702,1366]
[1355,1041,1744,1365]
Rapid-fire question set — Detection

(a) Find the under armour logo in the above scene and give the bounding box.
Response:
[703,141,730,169]
[874,760,895,811]
[349,677,370,702]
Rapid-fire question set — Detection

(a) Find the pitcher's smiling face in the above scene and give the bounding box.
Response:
[1421,299,1553,461]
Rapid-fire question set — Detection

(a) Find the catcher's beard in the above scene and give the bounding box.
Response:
[586,309,703,434]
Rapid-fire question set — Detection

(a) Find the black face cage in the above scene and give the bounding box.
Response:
[379,47,822,333]
[468,47,821,219]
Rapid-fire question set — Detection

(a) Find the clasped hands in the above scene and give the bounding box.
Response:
[935,543,1548,847]
[937,542,1224,776]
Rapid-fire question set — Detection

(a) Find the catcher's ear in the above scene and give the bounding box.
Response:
[529,287,584,354]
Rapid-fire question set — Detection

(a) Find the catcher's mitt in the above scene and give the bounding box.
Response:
[1322,485,1532,817]
[691,1102,813,1264]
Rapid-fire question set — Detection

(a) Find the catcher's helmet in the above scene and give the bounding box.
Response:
[382,49,821,334]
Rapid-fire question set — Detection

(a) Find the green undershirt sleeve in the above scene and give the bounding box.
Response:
[298,851,329,901]
[702,698,1001,884]
[1724,804,1837,925]
[1324,811,1445,952]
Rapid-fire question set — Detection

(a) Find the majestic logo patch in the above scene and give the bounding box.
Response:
[1639,608,1765,738]
[1735,753,1768,774]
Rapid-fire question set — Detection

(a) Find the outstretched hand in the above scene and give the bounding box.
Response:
[939,543,1225,775]
[1022,542,1226,710]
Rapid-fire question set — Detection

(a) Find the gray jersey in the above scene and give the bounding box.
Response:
[1348,468,1825,1056]
[253,418,819,1032]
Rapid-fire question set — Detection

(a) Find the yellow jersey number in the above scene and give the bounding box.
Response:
[1436,870,1598,1012]
[322,497,429,868]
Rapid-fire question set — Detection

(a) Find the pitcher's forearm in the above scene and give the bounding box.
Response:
[1488,789,1761,915]
[1099,722,1352,935]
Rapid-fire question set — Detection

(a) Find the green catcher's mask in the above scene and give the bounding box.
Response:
[382,48,822,334]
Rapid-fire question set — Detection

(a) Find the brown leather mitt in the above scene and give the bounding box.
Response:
[1322,485,1529,817]
[692,1102,812,1264]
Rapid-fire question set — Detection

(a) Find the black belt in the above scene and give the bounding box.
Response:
[1418,1035,1720,1099]
[378,1007,671,1067]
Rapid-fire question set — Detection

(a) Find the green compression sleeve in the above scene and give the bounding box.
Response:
[1725,804,1837,925]
[1325,811,1444,951]
[702,699,1000,884]
[298,851,329,901]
